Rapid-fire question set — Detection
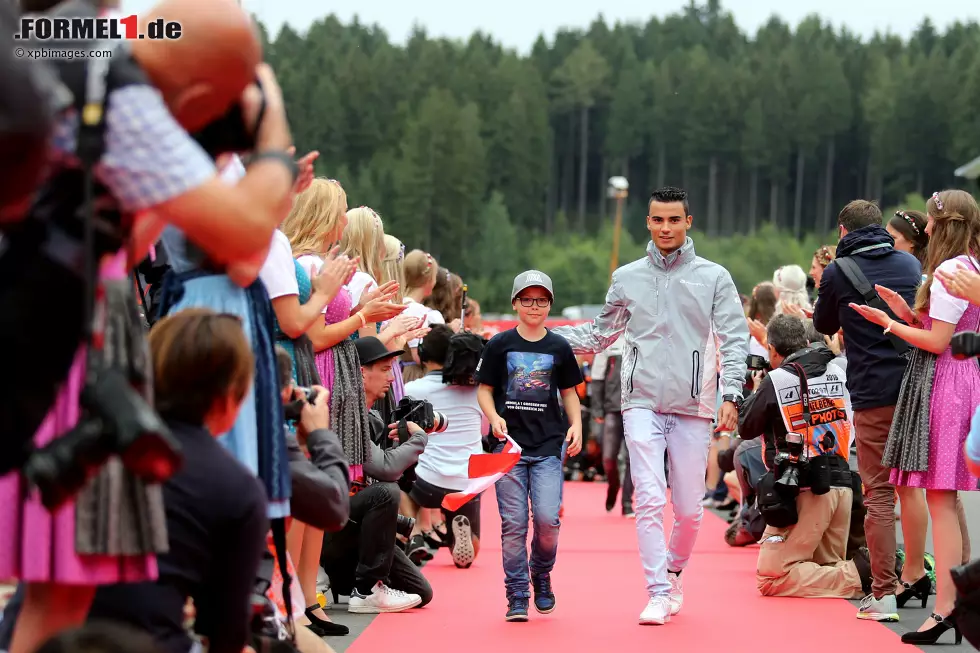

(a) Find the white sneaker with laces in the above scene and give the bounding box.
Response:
[348,581,422,614]
[639,596,672,625]
[668,572,683,615]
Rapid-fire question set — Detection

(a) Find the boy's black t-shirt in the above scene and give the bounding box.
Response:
[475,328,583,458]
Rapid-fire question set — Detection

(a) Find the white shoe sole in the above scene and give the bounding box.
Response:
[347,596,423,614]
[856,612,899,622]
[639,614,670,625]
[452,516,475,569]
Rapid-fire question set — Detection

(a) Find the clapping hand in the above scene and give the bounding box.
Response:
[292,149,319,195]
[361,280,399,306]
[937,266,980,306]
[849,302,891,328]
[874,284,916,325]
[361,286,407,323]
[747,317,767,345]
[311,247,357,302]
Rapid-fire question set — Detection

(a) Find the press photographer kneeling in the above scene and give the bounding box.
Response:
[739,314,872,599]
[318,337,433,613]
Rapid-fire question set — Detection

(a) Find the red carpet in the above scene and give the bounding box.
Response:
[349,482,909,652]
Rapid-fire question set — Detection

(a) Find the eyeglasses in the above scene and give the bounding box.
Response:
[518,297,551,308]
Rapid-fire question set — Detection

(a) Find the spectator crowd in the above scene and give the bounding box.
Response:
[1,0,980,652]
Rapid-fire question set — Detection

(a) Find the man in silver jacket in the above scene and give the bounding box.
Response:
[553,186,749,626]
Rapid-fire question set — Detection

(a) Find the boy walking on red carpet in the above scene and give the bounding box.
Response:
[476,271,583,622]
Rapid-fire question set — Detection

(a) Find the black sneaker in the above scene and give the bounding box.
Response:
[406,534,433,565]
[853,547,873,595]
[622,503,635,518]
[531,573,556,614]
[505,594,530,622]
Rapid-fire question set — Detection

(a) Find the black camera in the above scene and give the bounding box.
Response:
[746,354,771,371]
[951,332,980,360]
[282,385,320,423]
[952,558,980,648]
[772,432,805,497]
[391,396,448,435]
[191,79,266,158]
[396,514,416,540]
[20,369,181,510]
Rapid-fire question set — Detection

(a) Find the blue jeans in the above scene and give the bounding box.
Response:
[495,454,563,597]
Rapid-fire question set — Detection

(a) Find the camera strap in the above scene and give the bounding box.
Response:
[834,256,909,354]
[75,43,128,381]
[270,518,296,642]
[788,362,812,464]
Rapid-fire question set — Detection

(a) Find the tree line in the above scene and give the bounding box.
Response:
[261,1,980,312]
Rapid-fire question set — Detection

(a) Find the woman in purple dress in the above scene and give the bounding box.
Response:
[852,189,980,645]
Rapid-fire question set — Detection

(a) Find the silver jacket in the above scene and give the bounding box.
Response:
[552,238,749,419]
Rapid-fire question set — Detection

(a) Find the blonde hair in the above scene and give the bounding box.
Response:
[341,206,386,283]
[380,234,406,303]
[281,178,347,257]
[773,264,812,314]
[404,249,438,294]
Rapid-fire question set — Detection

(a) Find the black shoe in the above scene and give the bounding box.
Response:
[304,605,349,636]
[505,594,530,622]
[895,574,931,609]
[852,547,873,596]
[622,503,635,518]
[605,486,618,512]
[422,530,446,550]
[531,573,556,614]
[407,534,433,565]
[900,612,962,645]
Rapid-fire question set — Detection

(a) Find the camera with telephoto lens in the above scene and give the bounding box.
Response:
[391,396,448,435]
[773,432,805,497]
[951,332,980,360]
[191,78,266,158]
[20,369,181,511]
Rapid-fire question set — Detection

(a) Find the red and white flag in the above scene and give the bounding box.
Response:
[441,435,522,512]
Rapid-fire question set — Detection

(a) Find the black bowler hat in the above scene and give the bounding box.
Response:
[354,336,404,367]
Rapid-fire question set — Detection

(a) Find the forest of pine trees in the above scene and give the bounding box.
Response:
[262,0,980,311]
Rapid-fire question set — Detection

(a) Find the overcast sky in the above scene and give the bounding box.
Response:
[121,0,979,53]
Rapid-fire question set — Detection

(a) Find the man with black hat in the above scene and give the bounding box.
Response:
[319,336,433,614]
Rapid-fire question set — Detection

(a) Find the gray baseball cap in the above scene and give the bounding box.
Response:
[511,270,554,302]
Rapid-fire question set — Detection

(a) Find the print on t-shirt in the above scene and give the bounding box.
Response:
[506,352,554,406]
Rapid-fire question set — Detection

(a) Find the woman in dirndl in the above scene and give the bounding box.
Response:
[852,189,980,644]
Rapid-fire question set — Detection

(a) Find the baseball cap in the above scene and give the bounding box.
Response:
[354,336,403,367]
[511,270,554,302]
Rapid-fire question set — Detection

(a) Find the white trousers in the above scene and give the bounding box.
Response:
[623,408,712,597]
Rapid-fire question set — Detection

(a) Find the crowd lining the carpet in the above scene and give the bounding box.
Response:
[3,0,980,651]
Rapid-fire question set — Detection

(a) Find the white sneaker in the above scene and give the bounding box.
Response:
[451,515,475,569]
[639,596,671,625]
[348,582,422,614]
[668,572,683,615]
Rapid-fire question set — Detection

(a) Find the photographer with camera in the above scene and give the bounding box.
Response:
[0,309,270,653]
[401,325,488,569]
[318,337,432,614]
[274,347,351,638]
[738,314,872,600]
[1,0,300,476]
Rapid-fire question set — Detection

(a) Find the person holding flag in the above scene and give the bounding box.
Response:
[552,186,749,626]
[476,270,584,623]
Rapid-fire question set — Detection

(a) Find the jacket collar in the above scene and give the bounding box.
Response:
[647,237,696,271]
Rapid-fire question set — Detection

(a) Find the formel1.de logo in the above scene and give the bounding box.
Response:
[14,15,182,41]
